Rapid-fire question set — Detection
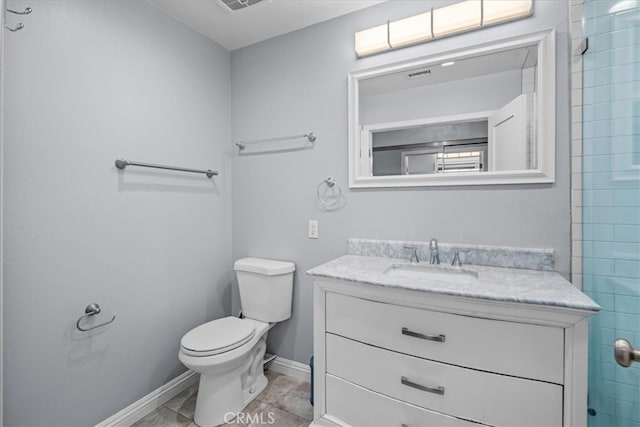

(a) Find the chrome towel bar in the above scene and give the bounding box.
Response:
[115,159,218,178]
[236,132,316,151]
[76,303,116,332]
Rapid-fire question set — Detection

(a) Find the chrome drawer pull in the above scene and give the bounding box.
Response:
[402,327,445,343]
[401,376,445,395]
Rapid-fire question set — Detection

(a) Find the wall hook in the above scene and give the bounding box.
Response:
[5,5,32,32]
[7,6,32,14]
[4,22,24,31]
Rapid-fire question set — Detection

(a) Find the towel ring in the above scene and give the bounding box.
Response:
[316,177,342,209]
[76,303,116,332]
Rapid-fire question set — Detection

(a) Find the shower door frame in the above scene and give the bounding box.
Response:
[570,0,640,424]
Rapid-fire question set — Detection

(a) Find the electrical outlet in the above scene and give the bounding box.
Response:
[308,220,319,239]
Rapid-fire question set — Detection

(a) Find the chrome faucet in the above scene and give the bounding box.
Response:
[404,246,420,263]
[451,249,471,267]
[429,239,440,265]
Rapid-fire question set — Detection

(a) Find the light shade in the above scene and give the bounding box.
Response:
[389,11,432,48]
[354,0,534,57]
[355,23,389,57]
[433,0,482,37]
[483,0,533,26]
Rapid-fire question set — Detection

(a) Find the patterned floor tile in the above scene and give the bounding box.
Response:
[164,381,199,419]
[138,371,312,427]
[132,406,193,427]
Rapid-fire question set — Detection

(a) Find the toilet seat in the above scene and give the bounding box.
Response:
[181,317,256,357]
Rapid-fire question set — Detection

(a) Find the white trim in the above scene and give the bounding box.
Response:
[311,415,342,427]
[563,318,589,426]
[267,356,311,382]
[569,0,583,286]
[362,111,493,134]
[94,357,309,427]
[95,371,198,427]
[313,283,327,421]
[1,0,5,423]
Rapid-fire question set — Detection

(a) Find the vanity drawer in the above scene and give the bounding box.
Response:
[326,374,488,427]
[326,333,563,427]
[326,292,564,383]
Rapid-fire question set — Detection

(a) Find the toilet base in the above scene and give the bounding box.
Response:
[190,332,269,427]
[193,373,268,427]
[243,373,267,411]
[193,371,268,427]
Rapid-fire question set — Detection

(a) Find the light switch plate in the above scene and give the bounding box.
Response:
[308,220,319,239]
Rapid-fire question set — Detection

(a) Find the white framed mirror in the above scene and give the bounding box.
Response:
[348,29,556,188]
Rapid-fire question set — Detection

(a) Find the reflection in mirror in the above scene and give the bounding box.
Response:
[372,121,489,176]
[349,29,555,188]
[372,120,488,176]
[362,45,537,176]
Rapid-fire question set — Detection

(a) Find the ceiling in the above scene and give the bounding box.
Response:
[148,0,385,51]
[360,45,538,96]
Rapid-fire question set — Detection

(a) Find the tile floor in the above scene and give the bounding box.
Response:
[132,371,313,427]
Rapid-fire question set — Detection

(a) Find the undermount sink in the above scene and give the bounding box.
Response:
[384,264,479,282]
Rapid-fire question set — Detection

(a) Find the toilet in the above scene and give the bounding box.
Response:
[179,257,295,427]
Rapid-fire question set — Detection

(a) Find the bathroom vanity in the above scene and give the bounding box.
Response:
[307,242,600,427]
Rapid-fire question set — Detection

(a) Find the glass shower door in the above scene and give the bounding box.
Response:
[582,1,640,426]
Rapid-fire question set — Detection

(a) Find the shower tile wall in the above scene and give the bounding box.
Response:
[581,0,640,425]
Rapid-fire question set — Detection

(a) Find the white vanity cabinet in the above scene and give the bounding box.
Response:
[310,276,595,427]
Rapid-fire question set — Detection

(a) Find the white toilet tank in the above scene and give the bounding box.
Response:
[234,257,295,322]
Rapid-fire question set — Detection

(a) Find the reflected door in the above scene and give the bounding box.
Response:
[488,93,531,171]
[582,1,640,426]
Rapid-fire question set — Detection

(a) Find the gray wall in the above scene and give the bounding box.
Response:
[361,69,522,125]
[231,0,572,365]
[2,1,231,425]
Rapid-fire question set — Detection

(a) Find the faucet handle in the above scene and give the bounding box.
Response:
[429,238,438,250]
[451,249,471,267]
[403,246,419,263]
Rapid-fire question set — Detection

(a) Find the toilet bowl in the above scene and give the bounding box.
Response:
[179,257,295,427]
[179,317,271,426]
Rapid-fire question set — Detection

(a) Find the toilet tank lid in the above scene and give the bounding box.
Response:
[234,257,295,275]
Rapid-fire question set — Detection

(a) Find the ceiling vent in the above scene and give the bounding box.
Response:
[407,69,432,79]
[218,0,266,12]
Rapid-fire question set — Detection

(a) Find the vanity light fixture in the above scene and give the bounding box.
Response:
[389,11,433,48]
[354,23,390,56]
[433,0,482,37]
[354,0,533,57]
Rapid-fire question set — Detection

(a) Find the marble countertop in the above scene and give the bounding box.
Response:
[307,255,600,312]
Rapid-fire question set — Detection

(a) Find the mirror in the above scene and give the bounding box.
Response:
[348,29,555,188]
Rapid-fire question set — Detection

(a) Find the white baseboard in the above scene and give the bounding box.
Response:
[267,356,311,382]
[95,370,198,427]
[95,356,308,427]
